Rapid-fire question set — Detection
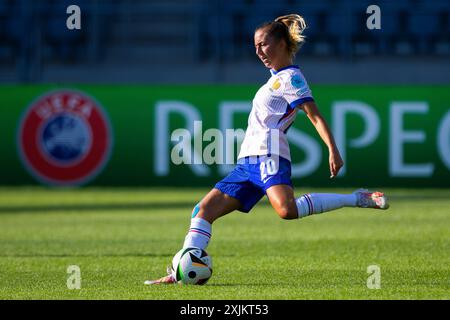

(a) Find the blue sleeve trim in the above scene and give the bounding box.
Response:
[290,97,314,109]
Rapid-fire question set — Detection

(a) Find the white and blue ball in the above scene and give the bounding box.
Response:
[171,247,212,285]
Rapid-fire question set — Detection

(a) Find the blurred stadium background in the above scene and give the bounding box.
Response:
[1,0,449,84]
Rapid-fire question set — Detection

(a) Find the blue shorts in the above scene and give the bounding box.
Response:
[214,155,292,213]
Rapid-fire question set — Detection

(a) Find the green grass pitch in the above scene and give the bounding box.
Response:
[0,187,448,300]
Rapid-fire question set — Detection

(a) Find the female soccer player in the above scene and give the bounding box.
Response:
[145,14,389,285]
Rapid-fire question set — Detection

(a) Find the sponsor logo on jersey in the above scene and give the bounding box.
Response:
[17,89,113,186]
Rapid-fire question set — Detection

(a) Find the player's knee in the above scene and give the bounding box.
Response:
[276,205,298,220]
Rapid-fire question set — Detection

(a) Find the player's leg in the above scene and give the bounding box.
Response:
[182,188,242,250]
[146,156,266,285]
[145,188,242,285]
[265,184,298,219]
[266,185,389,220]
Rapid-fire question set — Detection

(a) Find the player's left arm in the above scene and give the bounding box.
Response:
[298,101,344,177]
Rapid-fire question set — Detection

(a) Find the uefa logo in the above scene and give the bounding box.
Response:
[17,89,113,186]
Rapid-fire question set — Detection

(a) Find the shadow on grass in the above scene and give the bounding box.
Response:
[0,201,276,214]
[0,202,204,214]
[0,252,173,258]
[0,252,239,258]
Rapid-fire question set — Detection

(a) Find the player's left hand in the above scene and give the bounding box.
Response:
[329,149,344,178]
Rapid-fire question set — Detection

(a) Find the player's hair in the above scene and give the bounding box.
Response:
[256,14,307,57]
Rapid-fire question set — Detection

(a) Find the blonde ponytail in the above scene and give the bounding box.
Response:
[275,14,307,56]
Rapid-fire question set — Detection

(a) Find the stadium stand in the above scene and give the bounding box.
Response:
[0,0,449,83]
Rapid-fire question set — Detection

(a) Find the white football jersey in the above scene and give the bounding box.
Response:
[238,65,314,161]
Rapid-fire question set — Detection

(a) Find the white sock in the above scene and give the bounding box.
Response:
[295,193,357,218]
[182,217,212,250]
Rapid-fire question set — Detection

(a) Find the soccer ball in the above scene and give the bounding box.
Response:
[171,247,212,285]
